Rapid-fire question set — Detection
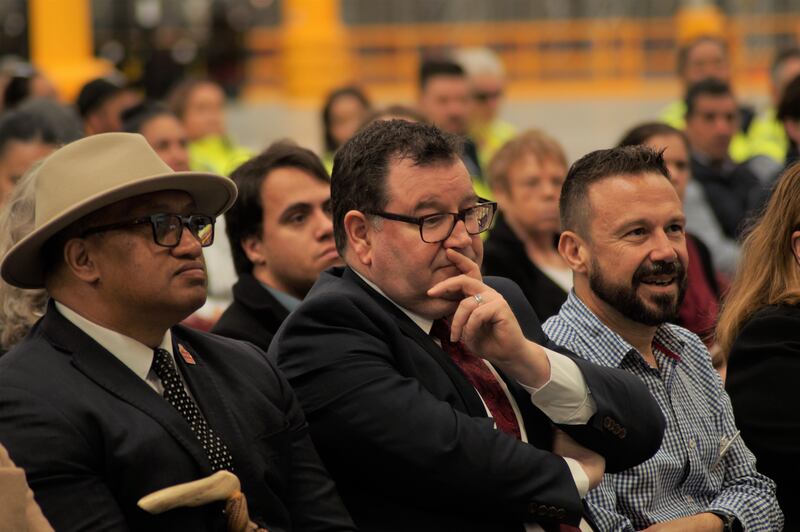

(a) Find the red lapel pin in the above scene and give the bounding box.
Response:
[177,344,196,365]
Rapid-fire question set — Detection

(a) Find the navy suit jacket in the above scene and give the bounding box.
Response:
[269,267,665,531]
[0,302,355,532]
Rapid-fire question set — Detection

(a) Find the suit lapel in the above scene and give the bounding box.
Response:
[170,333,262,494]
[344,268,489,417]
[40,305,211,473]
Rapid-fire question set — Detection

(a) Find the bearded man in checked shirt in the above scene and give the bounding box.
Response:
[543,145,782,531]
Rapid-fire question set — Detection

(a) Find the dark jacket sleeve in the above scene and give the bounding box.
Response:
[489,276,666,473]
[726,305,800,528]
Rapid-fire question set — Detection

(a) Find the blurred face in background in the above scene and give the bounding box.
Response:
[773,57,800,105]
[643,134,690,201]
[682,39,730,86]
[328,94,370,151]
[494,152,565,238]
[182,82,225,140]
[469,73,505,125]
[685,93,738,162]
[140,114,190,172]
[0,139,54,206]
[418,75,471,135]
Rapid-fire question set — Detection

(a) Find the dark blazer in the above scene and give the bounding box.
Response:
[0,302,354,532]
[482,214,568,322]
[212,272,290,352]
[269,267,665,531]
[727,304,800,530]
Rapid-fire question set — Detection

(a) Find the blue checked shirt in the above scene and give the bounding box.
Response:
[543,291,782,531]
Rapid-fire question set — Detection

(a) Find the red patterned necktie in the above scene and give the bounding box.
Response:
[431,319,521,439]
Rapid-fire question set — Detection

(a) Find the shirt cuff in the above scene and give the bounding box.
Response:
[562,457,590,497]
[519,348,597,424]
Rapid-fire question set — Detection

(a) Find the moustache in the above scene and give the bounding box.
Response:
[632,259,685,284]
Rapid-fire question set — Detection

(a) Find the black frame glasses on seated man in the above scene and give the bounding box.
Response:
[80,213,215,248]
[366,200,497,243]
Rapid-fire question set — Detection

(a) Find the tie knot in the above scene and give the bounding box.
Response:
[152,348,177,379]
[431,319,454,345]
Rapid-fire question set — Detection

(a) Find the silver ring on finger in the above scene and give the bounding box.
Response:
[473,293,484,306]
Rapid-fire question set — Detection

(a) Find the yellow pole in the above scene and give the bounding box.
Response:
[29,0,111,102]
[280,0,353,102]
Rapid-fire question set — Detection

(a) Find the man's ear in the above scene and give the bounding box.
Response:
[791,230,800,267]
[241,235,266,267]
[558,230,590,275]
[63,238,101,283]
[344,210,373,266]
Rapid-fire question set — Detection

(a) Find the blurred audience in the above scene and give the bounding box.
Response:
[716,164,800,528]
[417,59,484,187]
[213,141,341,351]
[2,66,58,111]
[618,122,724,349]
[777,73,800,171]
[168,78,251,175]
[685,78,768,239]
[321,86,371,173]
[0,165,47,354]
[122,102,190,172]
[0,110,57,207]
[76,77,138,136]
[747,47,800,164]
[455,47,516,168]
[482,130,570,321]
[661,35,753,162]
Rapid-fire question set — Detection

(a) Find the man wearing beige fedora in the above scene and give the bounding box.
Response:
[0,133,354,531]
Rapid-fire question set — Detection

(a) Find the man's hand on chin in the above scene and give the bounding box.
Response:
[641,513,724,532]
[427,248,551,388]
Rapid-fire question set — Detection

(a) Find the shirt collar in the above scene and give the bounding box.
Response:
[352,270,434,334]
[559,290,685,367]
[54,300,173,382]
[262,283,302,312]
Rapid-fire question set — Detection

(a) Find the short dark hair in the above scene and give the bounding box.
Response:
[225,140,330,275]
[331,119,462,253]
[685,78,733,117]
[617,121,689,152]
[778,73,800,121]
[677,35,727,75]
[122,101,176,134]
[560,145,670,236]
[419,59,465,91]
[0,110,58,158]
[75,78,124,118]
[321,86,371,153]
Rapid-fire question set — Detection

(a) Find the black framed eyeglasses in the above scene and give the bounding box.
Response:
[366,200,497,243]
[81,213,216,248]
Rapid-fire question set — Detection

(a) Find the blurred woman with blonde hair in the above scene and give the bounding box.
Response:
[716,163,800,528]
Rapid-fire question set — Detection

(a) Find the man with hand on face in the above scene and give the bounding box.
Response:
[543,146,781,531]
[212,141,342,352]
[269,119,666,532]
[0,133,354,531]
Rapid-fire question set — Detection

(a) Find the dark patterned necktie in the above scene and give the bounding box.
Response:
[431,319,521,439]
[152,348,234,472]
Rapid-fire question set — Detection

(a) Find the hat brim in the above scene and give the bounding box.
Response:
[1,170,238,289]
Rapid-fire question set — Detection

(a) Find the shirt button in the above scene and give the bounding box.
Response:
[686,495,694,504]
[688,438,696,449]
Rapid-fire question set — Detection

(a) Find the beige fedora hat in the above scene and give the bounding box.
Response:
[1,132,238,289]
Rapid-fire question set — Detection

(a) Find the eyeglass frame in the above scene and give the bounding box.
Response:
[80,213,216,248]
[365,200,498,243]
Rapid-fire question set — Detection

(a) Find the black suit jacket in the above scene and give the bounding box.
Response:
[0,302,354,532]
[482,214,568,322]
[212,272,290,352]
[726,304,800,530]
[269,267,665,531]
